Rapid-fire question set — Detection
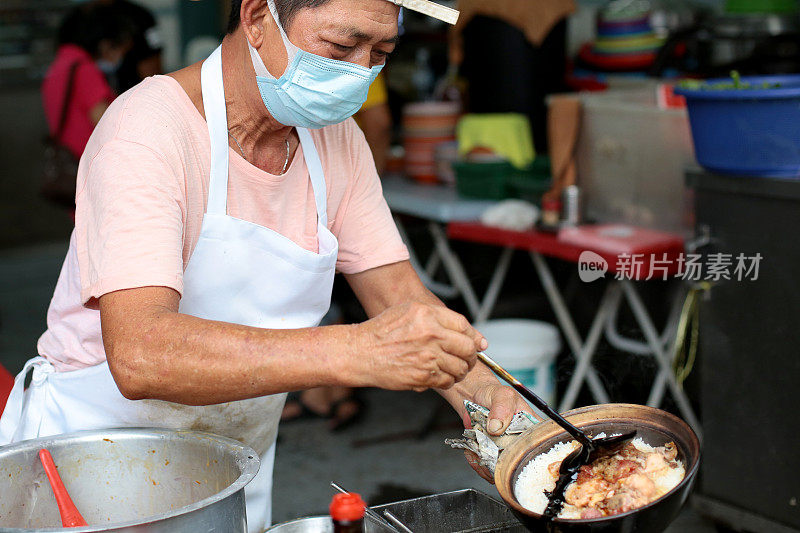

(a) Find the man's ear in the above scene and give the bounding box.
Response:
[240,0,274,47]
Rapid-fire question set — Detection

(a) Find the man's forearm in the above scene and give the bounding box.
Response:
[101,281,482,405]
[101,289,362,405]
[346,260,445,318]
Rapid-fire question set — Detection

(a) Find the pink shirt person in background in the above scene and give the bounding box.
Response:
[42,3,133,160]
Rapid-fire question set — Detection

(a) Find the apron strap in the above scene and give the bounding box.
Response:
[201,46,230,216]
[296,128,328,228]
[202,46,328,227]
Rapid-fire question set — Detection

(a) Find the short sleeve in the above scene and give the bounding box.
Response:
[76,140,185,303]
[334,123,409,274]
[74,63,115,114]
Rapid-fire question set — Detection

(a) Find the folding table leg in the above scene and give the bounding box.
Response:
[604,283,684,356]
[601,282,686,408]
[424,248,442,277]
[577,282,684,409]
[620,280,703,439]
[559,283,622,412]
[647,286,686,408]
[394,216,458,299]
[428,222,482,319]
[529,252,610,407]
[474,246,514,323]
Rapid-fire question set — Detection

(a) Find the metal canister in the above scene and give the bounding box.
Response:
[562,185,582,226]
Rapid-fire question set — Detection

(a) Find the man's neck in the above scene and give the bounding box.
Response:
[221,33,296,172]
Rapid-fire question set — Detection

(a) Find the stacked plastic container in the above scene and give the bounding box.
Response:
[402,102,461,184]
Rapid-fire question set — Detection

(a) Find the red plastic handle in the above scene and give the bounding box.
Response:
[38,449,88,527]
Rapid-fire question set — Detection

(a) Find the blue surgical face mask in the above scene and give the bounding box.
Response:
[249,0,384,129]
[97,57,122,75]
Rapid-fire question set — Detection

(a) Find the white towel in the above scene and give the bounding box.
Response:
[481,200,540,232]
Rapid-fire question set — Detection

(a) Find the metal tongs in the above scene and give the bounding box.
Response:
[331,482,413,533]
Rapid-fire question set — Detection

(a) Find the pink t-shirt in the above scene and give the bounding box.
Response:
[38,75,409,372]
[42,44,116,160]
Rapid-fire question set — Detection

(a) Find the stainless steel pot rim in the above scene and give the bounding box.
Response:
[0,427,260,533]
[501,404,701,525]
[268,516,330,526]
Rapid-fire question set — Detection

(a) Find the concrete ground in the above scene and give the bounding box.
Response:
[0,242,717,532]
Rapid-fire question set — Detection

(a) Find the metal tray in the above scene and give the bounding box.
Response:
[371,489,526,533]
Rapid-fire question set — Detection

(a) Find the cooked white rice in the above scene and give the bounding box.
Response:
[514,437,685,519]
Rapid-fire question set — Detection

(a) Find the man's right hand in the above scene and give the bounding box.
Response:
[347,302,487,391]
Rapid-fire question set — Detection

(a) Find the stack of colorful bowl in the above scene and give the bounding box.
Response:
[580,5,665,72]
[402,101,461,184]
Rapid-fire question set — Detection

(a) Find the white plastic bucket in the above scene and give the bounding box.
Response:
[475,319,561,407]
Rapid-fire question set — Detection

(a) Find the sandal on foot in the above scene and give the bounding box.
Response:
[328,392,366,432]
[281,394,329,423]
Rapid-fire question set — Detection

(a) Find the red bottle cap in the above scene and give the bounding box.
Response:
[330,493,366,522]
[542,198,562,211]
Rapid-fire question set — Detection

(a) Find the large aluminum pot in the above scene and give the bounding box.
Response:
[267,517,336,532]
[0,428,260,532]
[267,516,395,532]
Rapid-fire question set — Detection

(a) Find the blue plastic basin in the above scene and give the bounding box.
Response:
[675,75,800,178]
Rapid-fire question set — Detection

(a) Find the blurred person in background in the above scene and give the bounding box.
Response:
[100,0,164,93]
[355,72,392,174]
[43,3,134,164]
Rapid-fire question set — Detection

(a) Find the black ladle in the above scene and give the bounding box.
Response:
[477,352,636,517]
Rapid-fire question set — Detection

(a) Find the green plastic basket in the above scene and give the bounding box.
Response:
[453,161,512,200]
[507,176,551,205]
[507,156,552,206]
[726,0,798,13]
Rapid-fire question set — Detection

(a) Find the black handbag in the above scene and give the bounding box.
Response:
[41,61,81,208]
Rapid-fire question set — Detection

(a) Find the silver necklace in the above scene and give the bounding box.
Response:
[227,130,291,174]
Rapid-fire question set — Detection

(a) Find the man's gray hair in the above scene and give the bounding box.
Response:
[227,0,331,34]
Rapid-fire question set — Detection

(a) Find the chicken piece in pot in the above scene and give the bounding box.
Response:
[644,452,667,474]
[551,440,684,519]
[660,442,678,462]
[564,466,611,508]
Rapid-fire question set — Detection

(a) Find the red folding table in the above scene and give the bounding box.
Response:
[446,222,701,438]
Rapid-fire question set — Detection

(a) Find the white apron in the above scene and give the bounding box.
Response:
[0,46,338,533]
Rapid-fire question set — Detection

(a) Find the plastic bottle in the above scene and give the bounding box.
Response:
[330,492,366,533]
[412,48,435,100]
[562,185,582,227]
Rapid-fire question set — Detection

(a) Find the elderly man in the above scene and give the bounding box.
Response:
[0,0,532,530]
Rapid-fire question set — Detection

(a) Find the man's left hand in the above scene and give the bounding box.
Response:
[448,381,541,484]
[470,382,535,435]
